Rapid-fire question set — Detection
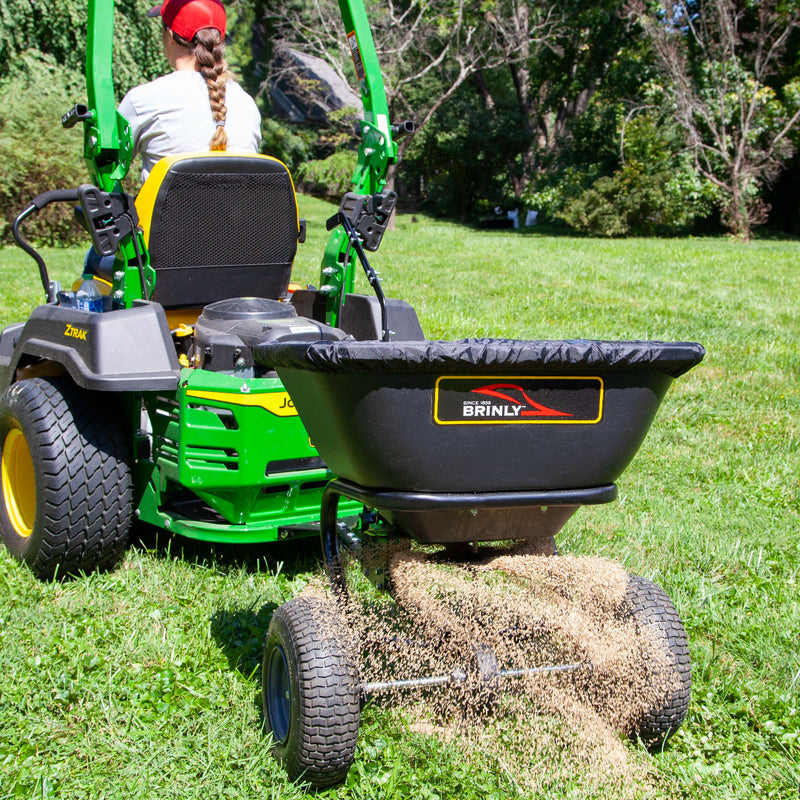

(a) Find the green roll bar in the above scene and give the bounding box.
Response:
[318,0,398,326]
[84,0,133,191]
[78,0,395,316]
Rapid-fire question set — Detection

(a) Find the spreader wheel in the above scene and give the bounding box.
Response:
[0,377,133,579]
[263,596,360,788]
[621,575,691,750]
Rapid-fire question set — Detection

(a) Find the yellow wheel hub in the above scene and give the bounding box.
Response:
[2,427,36,537]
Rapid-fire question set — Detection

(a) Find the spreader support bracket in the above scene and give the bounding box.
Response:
[321,479,618,598]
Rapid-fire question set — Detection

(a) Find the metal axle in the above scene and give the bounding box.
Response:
[362,661,587,696]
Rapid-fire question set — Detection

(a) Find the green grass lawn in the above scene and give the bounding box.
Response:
[1,196,798,798]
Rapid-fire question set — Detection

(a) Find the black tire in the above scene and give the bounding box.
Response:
[0,377,133,579]
[620,575,691,750]
[263,596,360,788]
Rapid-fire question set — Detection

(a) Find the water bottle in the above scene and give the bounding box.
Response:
[75,273,103,313]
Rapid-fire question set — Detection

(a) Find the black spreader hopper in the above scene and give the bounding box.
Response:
[258,338,705,545]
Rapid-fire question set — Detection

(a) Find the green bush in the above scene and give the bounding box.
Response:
[522,166,599,224]
[0,52,88,247]
[259,117,314,172]
[559,163,667,236]
[525,109,718,235]
[294,150,357,199]
[559,159,715,237]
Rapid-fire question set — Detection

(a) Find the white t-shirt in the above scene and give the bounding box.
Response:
[119,70,262,183]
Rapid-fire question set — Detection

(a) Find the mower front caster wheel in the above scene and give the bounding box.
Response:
[0,377,133,579]
[263,596,360,788]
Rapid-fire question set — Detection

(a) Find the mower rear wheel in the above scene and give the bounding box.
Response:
[620,575,691,750]
[0,377,133,579]
[263,596,360,788]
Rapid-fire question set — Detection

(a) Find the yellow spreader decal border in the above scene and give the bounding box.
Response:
[434,375,604,425]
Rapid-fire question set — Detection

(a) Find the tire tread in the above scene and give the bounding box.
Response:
[622,575,692,749]
[0,378,133,579]
[265,597,360,787]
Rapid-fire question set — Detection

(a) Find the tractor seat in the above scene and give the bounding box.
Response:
[135,152,304,309]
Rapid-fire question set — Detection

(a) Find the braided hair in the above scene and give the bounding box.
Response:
[171,26,229,150]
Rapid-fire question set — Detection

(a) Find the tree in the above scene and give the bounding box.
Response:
[630,0,800,239]
[401,83,528,217]
[264,0,559,189]
[481,0,641,198]
[0,0,165,90]
[558,108,716,235]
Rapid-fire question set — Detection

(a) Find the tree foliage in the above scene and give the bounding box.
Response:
[559,109,716,235]
[0,0,165,89]
[2,0,800,237]
[401,84,528,218]
[0,52,87,245]
[266,0,560,190]
[630,0,800,238]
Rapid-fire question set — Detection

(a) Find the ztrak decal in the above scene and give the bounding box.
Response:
[63,323,88,341]
[433,376,604,425]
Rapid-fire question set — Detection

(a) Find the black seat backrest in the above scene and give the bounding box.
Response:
[136,153,300,309]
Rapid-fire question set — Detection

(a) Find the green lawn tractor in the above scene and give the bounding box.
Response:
[0,0,414,578]
[0,0,706,789]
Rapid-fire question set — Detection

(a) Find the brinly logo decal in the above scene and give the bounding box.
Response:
[434,376,604,425]
[467,383,572,418]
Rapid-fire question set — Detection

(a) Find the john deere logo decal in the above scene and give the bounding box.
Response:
[434,376,603,425]
[186,389,298,417]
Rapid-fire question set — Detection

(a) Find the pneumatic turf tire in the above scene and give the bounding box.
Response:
[0,377,133,579]
[263,596,360,788]
[620,575,692,750]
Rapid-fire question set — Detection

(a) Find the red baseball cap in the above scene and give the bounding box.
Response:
[147,0,226,40]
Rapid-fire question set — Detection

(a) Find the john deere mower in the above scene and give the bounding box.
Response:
[0,0,704,789]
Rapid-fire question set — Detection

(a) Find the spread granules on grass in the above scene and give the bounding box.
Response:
[306,540,683,796]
